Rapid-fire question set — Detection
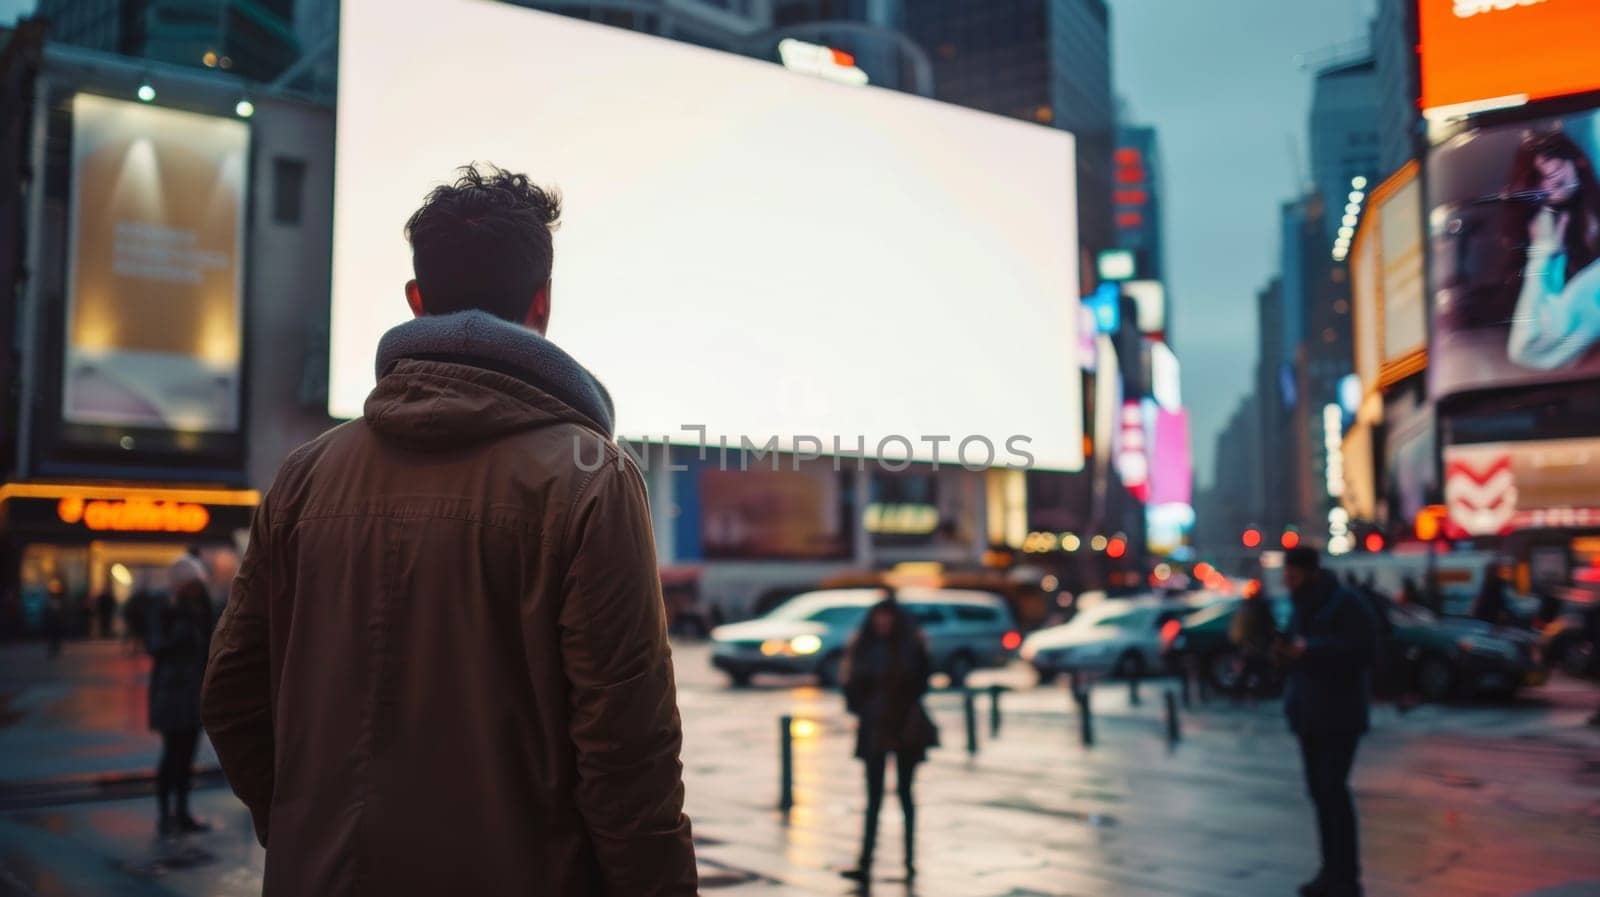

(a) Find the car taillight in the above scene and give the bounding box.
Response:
[1160,619,1182,649]
[1002,631,1022,651]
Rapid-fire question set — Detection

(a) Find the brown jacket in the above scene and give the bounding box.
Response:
[202,312,696,896]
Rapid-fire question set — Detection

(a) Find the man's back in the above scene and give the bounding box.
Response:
[1283,574,1377,737]
[203,315,696,896]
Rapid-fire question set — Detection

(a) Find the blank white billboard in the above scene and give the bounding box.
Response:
[332,0,1083,470]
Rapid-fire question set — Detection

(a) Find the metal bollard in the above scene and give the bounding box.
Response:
[963,688,978,756]
[988,684,1003,738]
[779,715,794,812]
[1074,681,1094,747]
[1128,665,1142,706]
[1164,690,1181,744]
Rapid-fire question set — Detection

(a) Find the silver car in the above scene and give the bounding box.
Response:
[1021,596,1208,683]
[710,587,1020,687]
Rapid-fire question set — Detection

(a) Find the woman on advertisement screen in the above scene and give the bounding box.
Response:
[1501,130,1600,370]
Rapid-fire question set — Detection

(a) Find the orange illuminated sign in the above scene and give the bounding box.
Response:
[1419,0,1600,117]
[56,496,211,533]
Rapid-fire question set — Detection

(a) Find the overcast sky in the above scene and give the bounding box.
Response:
[1111,0,1376,488]
[0,0,32,26]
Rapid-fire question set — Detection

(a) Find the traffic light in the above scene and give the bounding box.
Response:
[1364,532,1384,553]
[1242,528,1262,549]
[1281,530,1301,550]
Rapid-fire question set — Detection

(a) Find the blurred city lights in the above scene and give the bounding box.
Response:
[1154,562,1173,580]
[136,82,155,102]
[235,99,255,118]
[1351,175,1368,189]
[1041,574,1060,591]
[109,563,134,586]
[1106,537,1128,559]
[1242,528,1262,549]
[1364,532,1385,552]
[789,718,818,739]
[1090,534,1108,552]
[1061,533,1082,552]
[1281,530,1301,549]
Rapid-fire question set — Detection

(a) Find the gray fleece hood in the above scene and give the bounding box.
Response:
[373,310,615,437]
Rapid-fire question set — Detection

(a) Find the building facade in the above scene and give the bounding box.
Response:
[36,0,301,82]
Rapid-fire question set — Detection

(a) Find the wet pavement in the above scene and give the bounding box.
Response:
[2,639,1599,896]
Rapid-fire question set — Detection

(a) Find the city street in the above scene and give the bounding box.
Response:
[2,639,1598,897]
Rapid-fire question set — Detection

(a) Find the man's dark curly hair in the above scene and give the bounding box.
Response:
[404,163,562,322]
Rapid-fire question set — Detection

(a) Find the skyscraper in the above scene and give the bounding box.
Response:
[1372,0,1420,179]
[1309,56,1380,247]
[903,0,1114,266]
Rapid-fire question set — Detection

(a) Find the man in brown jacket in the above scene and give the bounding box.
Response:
[202,165,697,895]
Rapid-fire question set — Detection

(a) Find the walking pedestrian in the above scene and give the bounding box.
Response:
[149,577,214,836]
[95,590,117,639]
[123,587,154,654]
[202,164,695,896]
[42,582,64,658]
[1278,547,1378,897]
[1470,566,1512,626]
[840,597,939,888]
[1228,580,1278,698]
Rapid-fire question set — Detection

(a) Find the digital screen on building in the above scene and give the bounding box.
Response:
[1377,166,1427,370]
[1147,407,1192,509]
[1419,0,1600,117]
[1444,437,1600,536]
[1353,162,1427,392]
[1124,280,1166,334]
[1350,211,1382,391]
[332,0,1084,470]
[1426,108,1600,399]
[700,463,851,560]
[63,94,249,433]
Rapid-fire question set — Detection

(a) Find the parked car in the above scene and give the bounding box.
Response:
[710,587,1020,687]
[1162,592,1546,701]
[1020,596,1210,684]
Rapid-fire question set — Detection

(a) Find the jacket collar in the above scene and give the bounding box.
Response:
[375,310,615,436]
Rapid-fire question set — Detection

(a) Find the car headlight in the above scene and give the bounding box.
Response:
[789,634,823,656]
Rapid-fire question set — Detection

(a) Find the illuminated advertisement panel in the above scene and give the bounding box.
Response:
[1350,212,1381,391]
[1444,438,1600,536]
[700,462,851,560]
[1419,0,1600,118]
[1378,169,1426,372]
[1427,108,1600,399]
[63,94,249,433]
[334,0,1084,470]
[1147,407,1191,509]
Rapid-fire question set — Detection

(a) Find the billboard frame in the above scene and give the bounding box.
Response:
[21,78,258,482]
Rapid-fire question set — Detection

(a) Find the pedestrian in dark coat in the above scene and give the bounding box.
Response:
[840,597,939,887]
[1279,548,1378,897]
[149,578,214,835]
[1470,566,1512,626]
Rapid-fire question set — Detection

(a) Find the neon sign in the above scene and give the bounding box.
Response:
[57,496,211,533]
